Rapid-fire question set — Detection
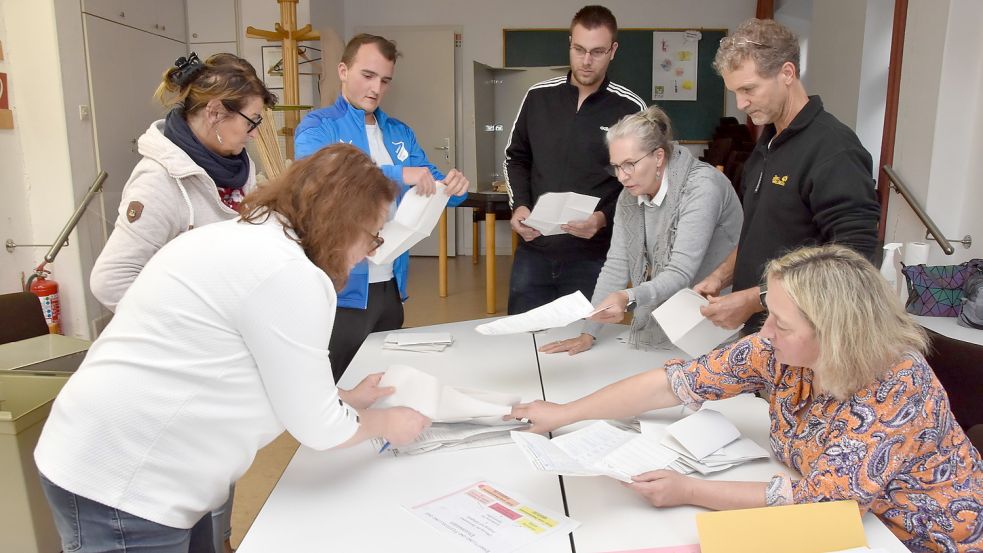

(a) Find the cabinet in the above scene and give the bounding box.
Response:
[187,0,237,43]
[82,0,186,43]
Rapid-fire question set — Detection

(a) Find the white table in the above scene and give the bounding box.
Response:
[239,319,909,552]
[913,314,983,346]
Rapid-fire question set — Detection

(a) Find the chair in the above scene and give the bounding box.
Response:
[0,292,50,344]
[923,328,983,432]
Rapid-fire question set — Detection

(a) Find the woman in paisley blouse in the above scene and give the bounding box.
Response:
[510,244,982,552]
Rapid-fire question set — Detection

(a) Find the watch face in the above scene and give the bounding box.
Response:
[626,300,637,312]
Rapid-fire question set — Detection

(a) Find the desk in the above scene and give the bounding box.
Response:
[913,314,983,346]
[239,319,909,552]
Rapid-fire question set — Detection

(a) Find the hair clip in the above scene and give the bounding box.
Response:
[171,52,205,86]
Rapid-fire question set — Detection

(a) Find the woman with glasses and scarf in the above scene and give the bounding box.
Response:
[90,52,276,313]
[540,105,743,355]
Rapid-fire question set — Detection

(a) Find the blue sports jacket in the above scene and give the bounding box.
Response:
[294,95,467,309]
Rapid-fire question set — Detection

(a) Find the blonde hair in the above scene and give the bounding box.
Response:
[154,53,277,116]
[714,18,800,78]
[766,245,928,400]
[606,105,673,158]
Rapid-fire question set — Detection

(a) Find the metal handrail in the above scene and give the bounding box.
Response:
[882,165,972,255]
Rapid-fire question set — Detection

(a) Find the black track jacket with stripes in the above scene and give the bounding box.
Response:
[505,72,646,261]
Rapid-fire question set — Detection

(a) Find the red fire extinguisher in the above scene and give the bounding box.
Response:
[27,266,62,335]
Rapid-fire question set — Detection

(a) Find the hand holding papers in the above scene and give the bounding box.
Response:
[652,288,743,358]
[522,192,600,236]
[368,182,450,265]
[475,291,595,335]
[373,365,520,424]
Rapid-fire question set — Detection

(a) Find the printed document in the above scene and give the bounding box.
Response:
[373,365,520,424]
[406,480,579,553]
[475,291,594,335]
[369,182,450,265]
[652,288,742,358]
[522,192,600,236]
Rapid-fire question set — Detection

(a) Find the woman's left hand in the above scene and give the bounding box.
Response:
[588,291,629,323]
[624,469,695,508]
[340,373,395,410]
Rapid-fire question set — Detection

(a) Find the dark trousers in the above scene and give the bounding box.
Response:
[329,279,404,382]
[507,245,606,315]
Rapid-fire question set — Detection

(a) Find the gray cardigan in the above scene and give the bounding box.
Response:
[583,146,743,342]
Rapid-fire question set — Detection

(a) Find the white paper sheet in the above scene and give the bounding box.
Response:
[475,291,595,335]
[522,192,600,236]
[665,408,740,460]
[372,421,527,456]
[369,183,450,265]
[651,288,743,358]
[373,365,520,423]
[383,333,453,352]
[406,480,580,553]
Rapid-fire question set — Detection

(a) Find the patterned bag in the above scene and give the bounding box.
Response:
[901,259,983,317]
[958,263,983,329]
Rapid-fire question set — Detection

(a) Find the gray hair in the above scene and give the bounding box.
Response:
[606,105,673,157]
[714,18,800,78]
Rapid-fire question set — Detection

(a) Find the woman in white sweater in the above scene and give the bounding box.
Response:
[540,105,743,355]
[35,144,430,553]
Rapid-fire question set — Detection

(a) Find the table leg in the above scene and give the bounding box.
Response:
[485,212,496,314]
[439,209,448,298]
[472,220,480,265]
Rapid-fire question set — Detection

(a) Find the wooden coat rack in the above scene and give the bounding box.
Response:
[246,0,319,159]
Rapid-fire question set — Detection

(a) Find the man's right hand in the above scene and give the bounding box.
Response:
[699,288,762,330]
[403,167,437,196]
[693,275,724,298]
[510,206,541,242]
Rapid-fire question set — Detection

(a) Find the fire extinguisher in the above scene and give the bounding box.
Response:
[26,266,62,335]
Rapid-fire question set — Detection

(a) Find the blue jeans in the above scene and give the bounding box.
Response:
[507,245,605,314]
[40,473,215,553]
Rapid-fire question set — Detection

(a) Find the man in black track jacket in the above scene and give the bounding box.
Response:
[504,5,645,315]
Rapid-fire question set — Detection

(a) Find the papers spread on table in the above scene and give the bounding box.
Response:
[651,288,743,358]
[368,182,450,265]
[405,480,579,553]
[475,291,594,335]
[372,421,527,456]
[383,332,453,353]
[512,408,768,480]
[695,500,867,553]
[522,192,600,236]
[372,364,520,424]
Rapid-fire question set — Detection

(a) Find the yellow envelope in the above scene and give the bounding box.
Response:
[696,500,867,553]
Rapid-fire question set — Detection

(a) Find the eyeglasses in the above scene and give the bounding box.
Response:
[236,111,262,133]
[570,44,613,60]
[606,149,658,177]
[365,230,385,253]
[720,37,769,49]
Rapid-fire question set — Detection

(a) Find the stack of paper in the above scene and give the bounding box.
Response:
[383,332,453,353]
[522,192,600,236]
[651,289,743,358]
[659,409,769,475]
[369,183,450,265]
[475,291,596,335]
[373,365,521,424]
[372,421,528,456]
[511,421,679,482]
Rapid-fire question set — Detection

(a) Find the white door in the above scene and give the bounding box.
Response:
[354,26,458,256]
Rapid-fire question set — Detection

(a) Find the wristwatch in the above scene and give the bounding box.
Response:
[624,289,637,311]
[758,284,768,310]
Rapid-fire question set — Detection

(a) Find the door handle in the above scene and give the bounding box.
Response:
[433,145,449,151]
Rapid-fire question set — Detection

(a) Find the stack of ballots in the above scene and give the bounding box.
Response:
[383,332,453,353]
[659,408,769,474]
[371,365,526,456]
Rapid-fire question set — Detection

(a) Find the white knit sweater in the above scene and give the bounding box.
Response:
[36,216,359,529]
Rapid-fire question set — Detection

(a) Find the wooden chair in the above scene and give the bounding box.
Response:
[0,292,49,344]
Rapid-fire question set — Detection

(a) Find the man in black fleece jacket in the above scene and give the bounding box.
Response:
[695,18,881,332]
[504,5,645,314]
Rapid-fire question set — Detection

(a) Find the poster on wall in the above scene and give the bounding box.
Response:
[651,30,702,101]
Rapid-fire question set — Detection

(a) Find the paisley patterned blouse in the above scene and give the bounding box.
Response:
[664,335,983,553]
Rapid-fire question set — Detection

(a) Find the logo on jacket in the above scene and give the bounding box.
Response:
[772,175,789,187]
[392,141,409,162]
[600,126,609,132]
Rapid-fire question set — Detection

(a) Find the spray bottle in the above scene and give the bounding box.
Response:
[881,243,904,306]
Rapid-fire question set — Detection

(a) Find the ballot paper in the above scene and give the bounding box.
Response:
[658,409,769,475]
[651,288,743,358]
[372,421,528,456]
[475,291,595,335]
[383,332,453,353]
[511,421,678,482]
[373,365,520,424]
[369,182,450,265]
[522,192,600,236]
[406,480,579,553]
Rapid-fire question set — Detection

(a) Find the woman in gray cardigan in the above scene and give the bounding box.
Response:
[540,105,743,355]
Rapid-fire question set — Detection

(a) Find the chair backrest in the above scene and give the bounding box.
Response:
[924,328,983,431]
[0,292,50,344]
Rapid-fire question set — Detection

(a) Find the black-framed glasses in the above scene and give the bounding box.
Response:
[366,230,385,253]
[236,111,262,133]
[570,44,613,60]
[606,149,658,177]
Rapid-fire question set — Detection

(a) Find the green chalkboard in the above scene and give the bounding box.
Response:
[504,28,728,142]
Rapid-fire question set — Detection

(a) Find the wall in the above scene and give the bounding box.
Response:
[805,0,867,130]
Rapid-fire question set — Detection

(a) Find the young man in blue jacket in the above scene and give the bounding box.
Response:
[296,34,469,380]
